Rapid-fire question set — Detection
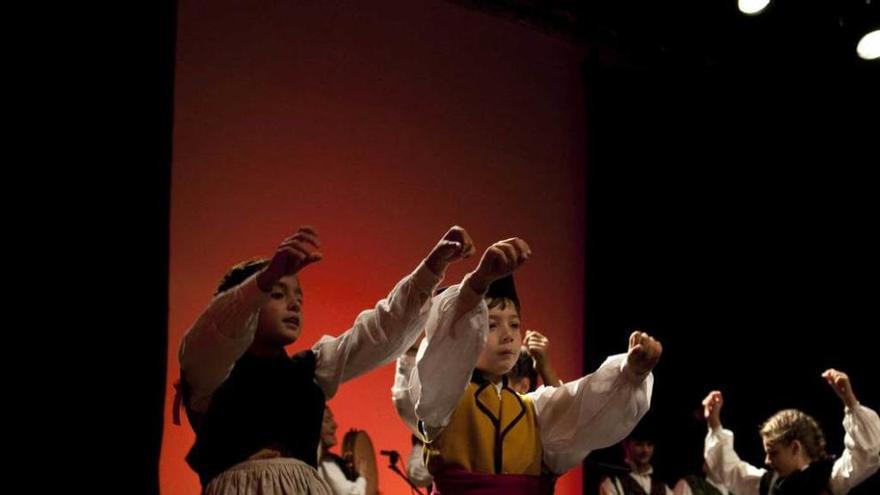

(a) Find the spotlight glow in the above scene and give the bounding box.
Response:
[856,30,880,60]
[738,0,771,15]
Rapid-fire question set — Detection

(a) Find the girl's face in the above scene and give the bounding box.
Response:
[475,300,521,381]
[321,407,338,449]
[763,438,805,477]
[255,274,303,348]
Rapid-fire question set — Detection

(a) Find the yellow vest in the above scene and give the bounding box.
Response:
[425,377,543,476]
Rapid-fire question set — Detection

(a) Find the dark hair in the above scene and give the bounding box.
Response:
[626,413,658,443]
[215,258,270,295]
[507,349,538,392]
[485,275,521,315]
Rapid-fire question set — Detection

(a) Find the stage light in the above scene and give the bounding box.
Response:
[856,29,880,59]
[738,0,771,16]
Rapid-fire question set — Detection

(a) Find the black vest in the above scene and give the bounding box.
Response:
[759,459,834,495]
[183,350,326,487]
[616,473,668,495]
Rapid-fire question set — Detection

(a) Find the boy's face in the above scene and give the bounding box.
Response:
[624,439,655,467]
[475,300,521,378]
[256,274,303,347]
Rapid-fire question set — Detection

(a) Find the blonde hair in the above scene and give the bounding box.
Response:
[760,409,828,461]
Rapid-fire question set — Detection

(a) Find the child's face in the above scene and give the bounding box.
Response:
[624,440,655,467]
[475,300,521,379]
[763,437,802,477]
[321,407,338,449]
[256,274,303,347]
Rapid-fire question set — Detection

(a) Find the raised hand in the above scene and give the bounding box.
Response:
[626,330,662,376]
[524,330,550,364]
[466,237,531,295]
[822,368,858,408]
[702,390,723,430]
[257,226,322,292]
[424,225,476,276]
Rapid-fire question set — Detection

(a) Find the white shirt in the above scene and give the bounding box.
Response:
[394,282,655,475]
[600,467,674,495]
[673,475,731,495]
[406,441,433,488]
[392,351,420,435]
[179,262,441,413]
[319,458,366,495]
[704,403,880,495]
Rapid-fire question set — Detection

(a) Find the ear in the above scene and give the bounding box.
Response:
[790,439,802,456]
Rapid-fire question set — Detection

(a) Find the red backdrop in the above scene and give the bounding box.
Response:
[162,1,586,493]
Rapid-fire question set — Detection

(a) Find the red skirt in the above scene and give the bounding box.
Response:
[431,467,554,495]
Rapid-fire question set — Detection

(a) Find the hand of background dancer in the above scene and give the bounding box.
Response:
[424,225,477,276]
[524,330,550,364]
[465,237,531,295]
[822,368,858,408]
[626,330,662,376]
[525,330,562,386]
[702,391,723,430]
[257,226,323,292]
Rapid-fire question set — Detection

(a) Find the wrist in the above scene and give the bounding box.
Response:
[424,251,448,277]
[256,269,275,293]
[464,271,490,295]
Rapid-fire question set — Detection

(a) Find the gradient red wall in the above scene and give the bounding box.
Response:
[162,1,586,493]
